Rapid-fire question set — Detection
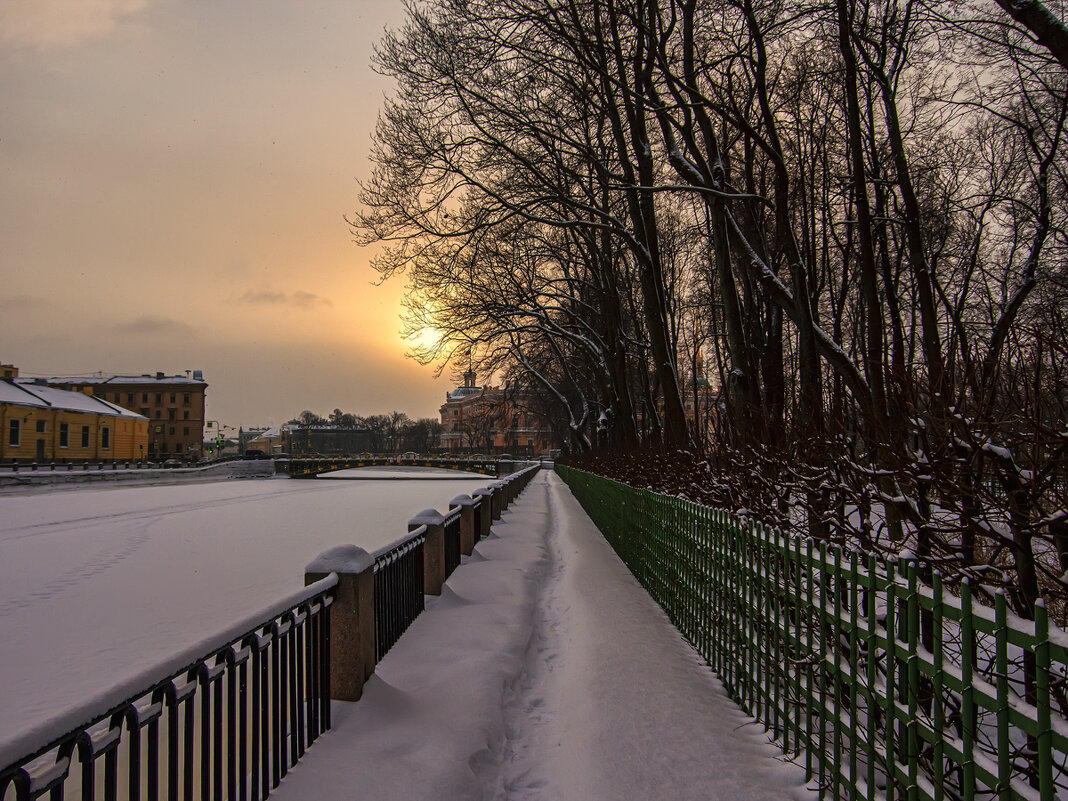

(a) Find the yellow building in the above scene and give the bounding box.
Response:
[45,370,208,461]
[0,377,149,463]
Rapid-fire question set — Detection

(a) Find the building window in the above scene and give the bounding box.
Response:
[60,423,69,448]
[36,420,46,433]
[170,393,176,403]
[183,411,189,420]
[8,419,20,447]
[168,409,176,421]
[127,393,135,404]
[184,393,190,404]
[81,426,90,448]
[169,426,175,435]
[140,408,149,417]
[101,427,111,449]
[142,392,148,402]
[183,427,189,435]
[155,393,162,403]
[155,410,162,419]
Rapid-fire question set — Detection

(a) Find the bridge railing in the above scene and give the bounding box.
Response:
[0,577,337,801]
[281,454,503,478]
[0,462,542,801]
[557,464,1068,801]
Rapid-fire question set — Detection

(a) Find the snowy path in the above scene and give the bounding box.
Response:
[271,471,814,801]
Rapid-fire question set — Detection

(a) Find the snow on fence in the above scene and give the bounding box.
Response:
[557,465,1068,801]
[0,463,541,801]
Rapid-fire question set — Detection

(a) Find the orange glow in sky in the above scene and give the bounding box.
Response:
[0,0,453,426]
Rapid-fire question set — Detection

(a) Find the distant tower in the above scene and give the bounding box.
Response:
[463,369,477,388]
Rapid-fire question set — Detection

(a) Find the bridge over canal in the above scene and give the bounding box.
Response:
[279,454,504,478]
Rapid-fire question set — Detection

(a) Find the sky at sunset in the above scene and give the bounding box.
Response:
[0,0,454,428]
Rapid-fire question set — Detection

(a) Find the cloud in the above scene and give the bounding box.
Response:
[238,290,332,309]
[0,295,49,311]
[0,0,148,49]
[113,316,195,336]
[291,290,332,309]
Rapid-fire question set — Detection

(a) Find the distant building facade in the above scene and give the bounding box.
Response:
[43,371,208,461]
[245,427,283,455]
[683,351,718,443]
[0,371,149,463]
[439,370,553,455]
[282,425,374,456]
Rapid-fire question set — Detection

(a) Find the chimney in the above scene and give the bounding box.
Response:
[156,372,164,380]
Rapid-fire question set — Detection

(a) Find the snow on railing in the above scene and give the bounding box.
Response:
[558,464,1068,801]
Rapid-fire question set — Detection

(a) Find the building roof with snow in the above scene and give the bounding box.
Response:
[448,386,484,400]
[44,371,207,387]
[2,379,147,419]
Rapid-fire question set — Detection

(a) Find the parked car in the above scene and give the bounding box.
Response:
[244,449,269,459]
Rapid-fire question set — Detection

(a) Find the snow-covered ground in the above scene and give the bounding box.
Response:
[270,470,815,801]
[2,467,816,799]
[0,468,490,746]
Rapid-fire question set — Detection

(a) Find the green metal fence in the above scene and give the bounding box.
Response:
[557,465,1068,801]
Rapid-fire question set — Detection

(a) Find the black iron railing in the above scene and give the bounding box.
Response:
[442,508,461,579]
[0,576,336,801]
[471,498,484,543]
[373,529,426,662]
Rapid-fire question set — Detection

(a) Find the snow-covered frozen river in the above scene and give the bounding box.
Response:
[0,468,492,747]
